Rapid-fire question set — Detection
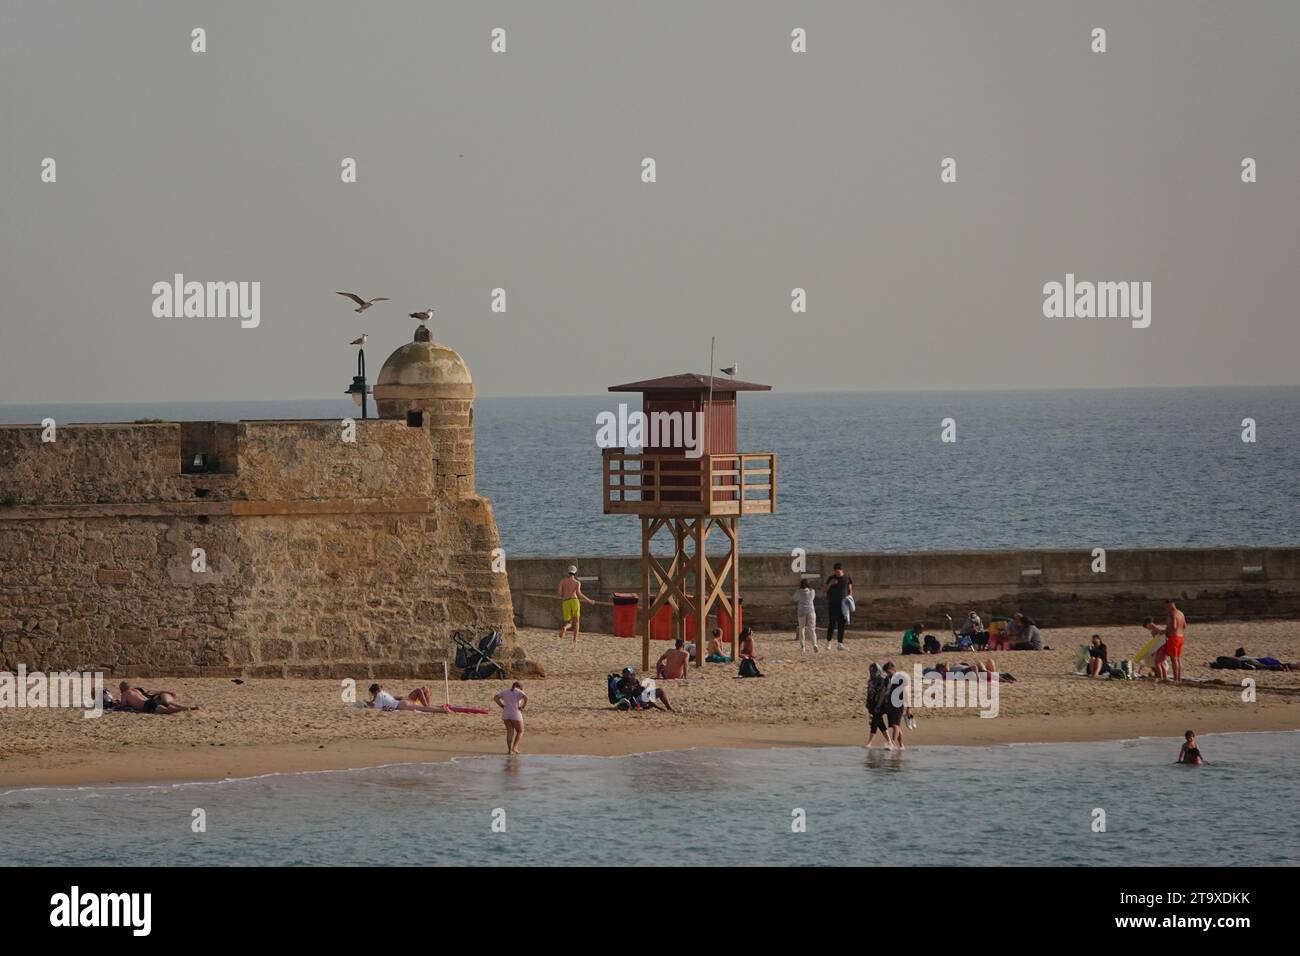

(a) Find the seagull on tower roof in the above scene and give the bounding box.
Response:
[720,364,738,377]
[336,292,389,313]
[350,334,368,346]
[409,308,435,322]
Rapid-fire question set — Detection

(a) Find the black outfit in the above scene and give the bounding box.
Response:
[824,574,853,645]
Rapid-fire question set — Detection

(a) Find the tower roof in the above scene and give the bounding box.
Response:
[374,326,474,401]
[608,372,771,393]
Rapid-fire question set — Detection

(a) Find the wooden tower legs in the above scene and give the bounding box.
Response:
[640,515,741,672]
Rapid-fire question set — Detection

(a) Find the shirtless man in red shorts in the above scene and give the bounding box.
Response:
[1163,598,1187,685]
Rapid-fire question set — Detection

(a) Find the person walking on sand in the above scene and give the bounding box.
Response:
[493,681,528,754]
[823,562,853,651]
[864,663,890,748]
[557,565,596,642]
[795,577,818,652]
[1163,598,1187,685]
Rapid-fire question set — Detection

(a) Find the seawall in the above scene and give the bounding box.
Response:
[507,548,1300,634]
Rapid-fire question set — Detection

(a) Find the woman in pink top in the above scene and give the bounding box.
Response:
[493,682,529,755]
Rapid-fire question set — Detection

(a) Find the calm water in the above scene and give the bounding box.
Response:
[3,387,1298,555]
[1,733,1296,866]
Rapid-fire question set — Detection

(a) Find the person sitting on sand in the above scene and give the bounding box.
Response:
[737,627,764,678]
[616,667,674,711]
[656,638,691,680]
[366,683,442,713]
[117,681,199,715]
[1177,730,1205,765]
[1086,634,1109,677]
[705,627,733,664]
[1010,616,1048,651]
[901,624,923,655]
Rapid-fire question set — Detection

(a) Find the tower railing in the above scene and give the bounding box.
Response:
[602,450,776,516]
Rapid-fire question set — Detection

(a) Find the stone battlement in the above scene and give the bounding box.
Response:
[0,418,439,506]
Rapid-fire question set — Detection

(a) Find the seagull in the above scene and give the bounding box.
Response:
[336,292,389,313]
[350,333,368,346]
[409,308,435,322]
[720,364,738,377]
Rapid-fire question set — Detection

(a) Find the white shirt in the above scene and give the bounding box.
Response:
[373,690,400,711]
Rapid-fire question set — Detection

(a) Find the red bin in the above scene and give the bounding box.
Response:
[717,599,743,645]
[612,593,638,638]
[650,604,674,641]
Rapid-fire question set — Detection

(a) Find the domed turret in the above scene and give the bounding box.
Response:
[374,324,476,494]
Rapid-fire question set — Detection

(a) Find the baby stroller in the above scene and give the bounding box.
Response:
[453,627,508,680]
[943,614,982,652]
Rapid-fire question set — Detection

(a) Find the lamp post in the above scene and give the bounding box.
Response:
[346,345,371,418]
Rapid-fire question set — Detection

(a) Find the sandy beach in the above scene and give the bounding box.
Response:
[3,620,1298,789]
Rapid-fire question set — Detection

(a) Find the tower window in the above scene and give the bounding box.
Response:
[406,411,424,427]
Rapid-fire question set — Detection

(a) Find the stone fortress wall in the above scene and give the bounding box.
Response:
[0,331,518,679]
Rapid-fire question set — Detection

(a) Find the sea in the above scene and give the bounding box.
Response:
[1,733,1296,867]
[2,387,1298,556]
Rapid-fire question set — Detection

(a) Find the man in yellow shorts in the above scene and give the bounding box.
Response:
[558,564,596,642]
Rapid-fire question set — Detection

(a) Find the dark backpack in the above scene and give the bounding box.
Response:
[738,658,762,678]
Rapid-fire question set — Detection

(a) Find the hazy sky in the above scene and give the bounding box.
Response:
[2,1,1297,404]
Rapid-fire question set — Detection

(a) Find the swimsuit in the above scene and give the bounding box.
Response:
[562,597,581,622]
[1165,634,1184,657]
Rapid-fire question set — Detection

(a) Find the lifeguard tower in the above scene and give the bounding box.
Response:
[602,373,776,669]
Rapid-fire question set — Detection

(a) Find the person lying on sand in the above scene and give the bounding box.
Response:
[1177,730,1205,765]
[921,660,1017,681]
[366,683,443,713]
[117,682,199,715]
[1206,648,1299,671]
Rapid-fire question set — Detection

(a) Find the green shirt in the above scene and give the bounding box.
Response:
[902,630,921,653]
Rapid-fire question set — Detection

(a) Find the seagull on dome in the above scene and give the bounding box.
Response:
[350,334,368,346]
[336,292,389,313]
[409,308,435,322]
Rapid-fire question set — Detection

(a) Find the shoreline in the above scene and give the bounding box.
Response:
[4,708,1296,791]
[5,621,1299,791]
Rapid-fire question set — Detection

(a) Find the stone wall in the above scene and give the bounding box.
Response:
[507,548,1300,634]
[0,420,517,677]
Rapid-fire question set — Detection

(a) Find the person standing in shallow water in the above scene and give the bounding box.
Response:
[557,564,595,642]
[1177,729,1204,765]
[494,682,528,754]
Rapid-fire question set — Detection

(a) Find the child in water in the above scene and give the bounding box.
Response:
[1177,730,1205,765]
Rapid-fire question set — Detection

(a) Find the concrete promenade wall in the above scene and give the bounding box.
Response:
[507,548,1300,635]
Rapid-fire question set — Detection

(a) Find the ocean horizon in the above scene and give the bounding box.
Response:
[4,386,1298,556]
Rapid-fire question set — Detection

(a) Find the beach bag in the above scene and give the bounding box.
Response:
[606,674,623,705]
[738,658,762,678]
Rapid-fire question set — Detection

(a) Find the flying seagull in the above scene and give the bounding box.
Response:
[336,292,389,313]
[409,308,435,322]
[720,364,738,377]
[350,334,368,346]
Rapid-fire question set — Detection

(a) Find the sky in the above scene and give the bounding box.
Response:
[1,0,1298,403]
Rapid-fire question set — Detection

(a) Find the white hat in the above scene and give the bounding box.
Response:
[567,565,578,574]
